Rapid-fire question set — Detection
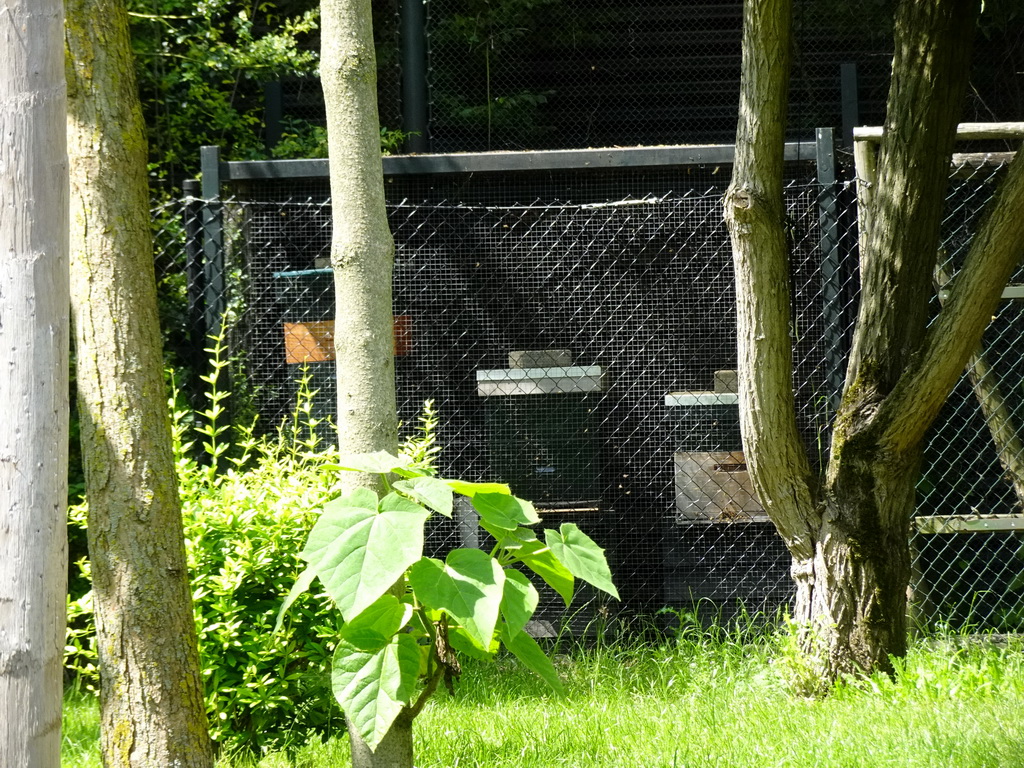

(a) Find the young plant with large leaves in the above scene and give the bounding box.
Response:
[279,450,618,751]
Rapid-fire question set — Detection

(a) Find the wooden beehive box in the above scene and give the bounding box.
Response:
[674,450,767,523]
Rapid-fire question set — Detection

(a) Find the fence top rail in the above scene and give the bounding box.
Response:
[853,122,1024,143]
[212,141,819,183]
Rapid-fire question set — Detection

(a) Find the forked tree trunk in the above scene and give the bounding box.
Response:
[0,1,70,765]
[320,0,406,764]
[728,0,1024,688]
[65,1,214,765]
[790,455,919,689]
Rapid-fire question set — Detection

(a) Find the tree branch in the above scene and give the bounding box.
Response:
[881,149,1024,453]
[725,0,819,560]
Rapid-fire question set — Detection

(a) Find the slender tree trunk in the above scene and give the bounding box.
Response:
[322,0,398,467]
[347,715,414,768]
[65,1,214,765]
[320,0,406,764]
[0,2,70,766]
[728,0,1024,688]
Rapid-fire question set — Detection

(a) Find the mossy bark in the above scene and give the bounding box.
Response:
[728,0,1024,688]
[65,1,214,765]
[0,2,70,766]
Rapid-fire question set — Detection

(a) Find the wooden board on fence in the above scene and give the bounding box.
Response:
[674,450,767,523]
[284,321,335,364]
[284,316,413,364]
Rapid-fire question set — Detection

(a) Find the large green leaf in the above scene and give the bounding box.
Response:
[337,594,413,652]
[329,451,417,475]
[408,549,505,650]
[444,478,511,497]
[500,569,539,637]
[487,524,574,606]
[446,624,499,661]
[332,633,420,750]
[545,523,619,600]
[301,492,429,620]
[393,476,454,517]
[500,624,564,695]
[472,493,540,530]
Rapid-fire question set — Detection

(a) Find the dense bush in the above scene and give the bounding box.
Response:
[67,365,351,755]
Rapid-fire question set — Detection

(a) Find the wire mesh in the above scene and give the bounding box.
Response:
[159,147,1024,634]
[267,1,1021,155]
[424,0,892,151]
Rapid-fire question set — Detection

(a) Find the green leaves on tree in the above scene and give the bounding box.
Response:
[301,489,429,620]
[410,549,505,651]
[546,523,620,601]
[281,450,618,751]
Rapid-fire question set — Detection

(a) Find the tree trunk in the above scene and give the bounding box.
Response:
[728,0,1024,689]
[347,715,414,768]
[65,1,214,765]
[322,0,399,472]
[320,0,407,764]
[790,452,919,691]
[0,2,70,766]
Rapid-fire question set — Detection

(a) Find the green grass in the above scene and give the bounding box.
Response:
[63,631,1024,768]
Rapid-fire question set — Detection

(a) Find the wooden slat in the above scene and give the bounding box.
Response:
[914,514,1024,534]
[854,122,1024,142]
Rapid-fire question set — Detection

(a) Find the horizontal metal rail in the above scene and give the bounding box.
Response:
[212,141,819,183]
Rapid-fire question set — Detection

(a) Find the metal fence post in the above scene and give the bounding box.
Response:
[401,0,430,153]
[200,145,226,340]
[840,62,859,149]
[816,128,845,411]
[264,81,284,150]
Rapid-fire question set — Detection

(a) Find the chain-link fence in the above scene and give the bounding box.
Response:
[268,0,1022,155]
[156,137,1024,634]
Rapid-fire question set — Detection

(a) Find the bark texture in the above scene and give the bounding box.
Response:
[65,1,214,765]
[728,0,1024,688]
[0,2,70,766]
[322,0,399,469]
[320,0,406,764]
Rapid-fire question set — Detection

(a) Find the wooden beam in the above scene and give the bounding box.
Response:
[854,122,1024,143]
[914,514,1024,534]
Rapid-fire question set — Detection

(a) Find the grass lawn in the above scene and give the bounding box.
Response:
[62,630,1024,767]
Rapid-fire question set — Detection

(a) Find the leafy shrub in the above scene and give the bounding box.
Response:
[65,362,363,755]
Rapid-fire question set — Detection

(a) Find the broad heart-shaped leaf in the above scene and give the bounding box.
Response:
[472,493,540,530]
[408,549,505,650]
[332,632,420,750]
[330,450,417,475]
[500,569,539,637]
[485,523,575,606]
[443,478,511,497]
[500,624,564,695]
[394,476,453,517]
[302,492,429,620]
[446,624,499,661]
[545,523,619,600]
[337,594,413,652]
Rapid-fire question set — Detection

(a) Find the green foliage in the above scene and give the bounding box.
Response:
[280,449,619,752]
[398,398,441,472]
[65,351,347,755]
[128,0,321,192]
[65,630,1024,768]
[431,0,562,147]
